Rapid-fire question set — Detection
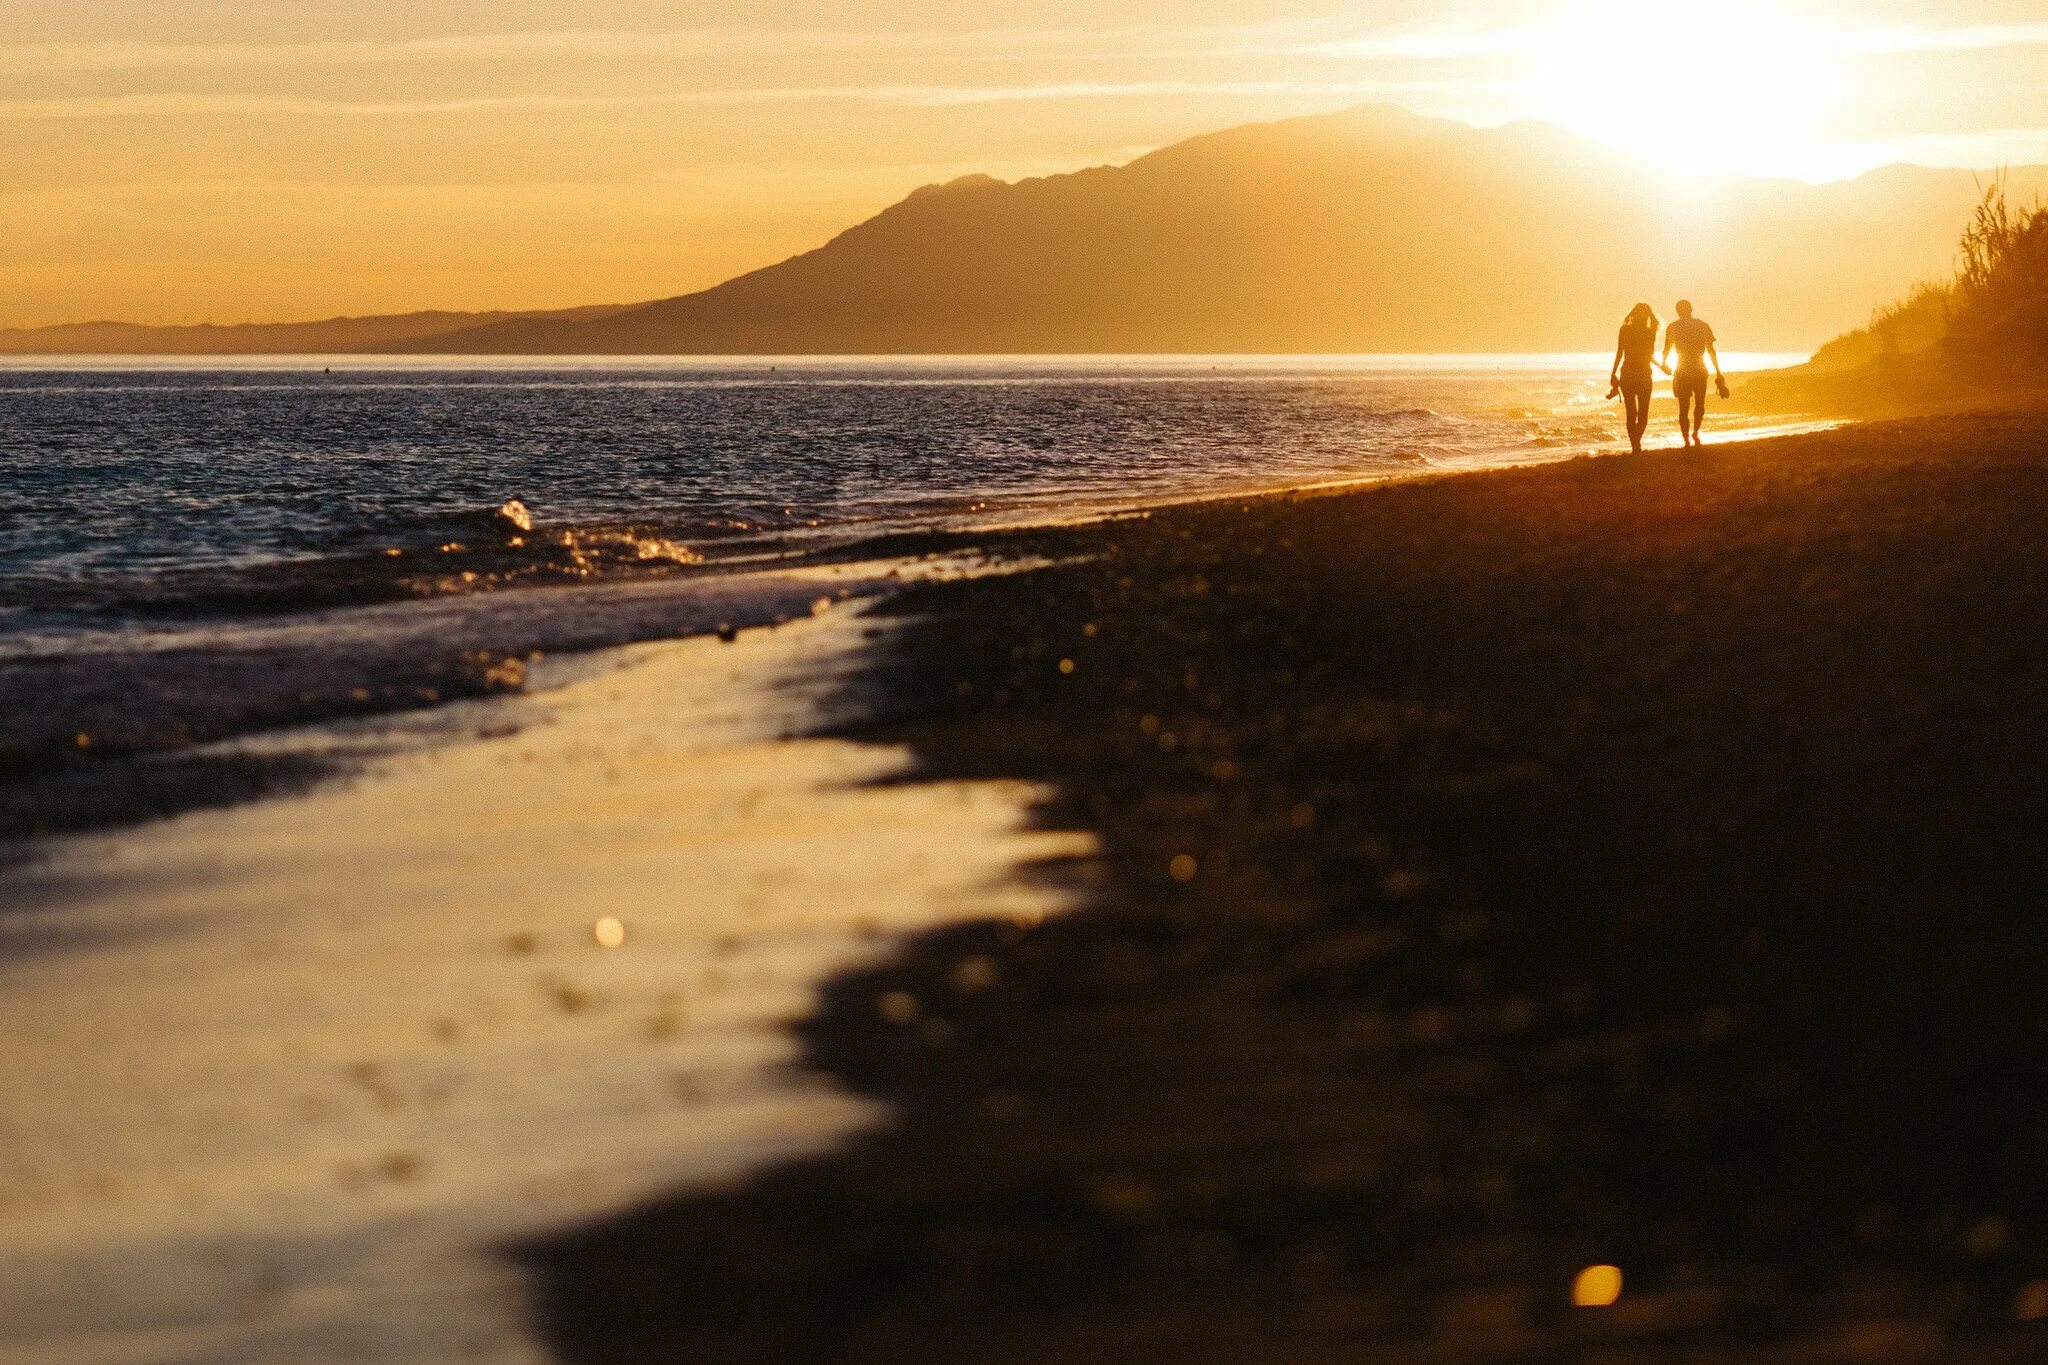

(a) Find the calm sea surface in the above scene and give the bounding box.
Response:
[0,354,1807,831]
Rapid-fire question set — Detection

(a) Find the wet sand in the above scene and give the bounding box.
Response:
[0,595,1090,1364]
[523,413,2048,1362]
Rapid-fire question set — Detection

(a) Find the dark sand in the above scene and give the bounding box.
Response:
[522,413,2048,1363]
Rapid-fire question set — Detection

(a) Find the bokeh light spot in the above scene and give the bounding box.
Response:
[1572,1264,1623,1307]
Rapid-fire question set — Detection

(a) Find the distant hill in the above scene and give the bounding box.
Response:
[408,107,2044,356]
[10,105,2046,356]
[0,305,638,356]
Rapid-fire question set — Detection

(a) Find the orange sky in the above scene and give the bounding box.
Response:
[6,0,2047,328]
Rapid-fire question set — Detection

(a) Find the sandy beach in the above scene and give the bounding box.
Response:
[519,412,2048,1362]
[4,411,2046,1363]
[0,589,1091,1364]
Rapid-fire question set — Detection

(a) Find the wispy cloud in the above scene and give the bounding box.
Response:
[1848,22,2048,55]
[6,13,2043,82]
[1298,23,1530,62]
[0,79,1471,123]
[1301,13,2048,62]
[0,22,1341,77]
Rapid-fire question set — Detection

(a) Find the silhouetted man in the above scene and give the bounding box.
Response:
[1663,301,1725,447]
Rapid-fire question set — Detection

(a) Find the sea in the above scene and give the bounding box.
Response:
[0,353,1809,835]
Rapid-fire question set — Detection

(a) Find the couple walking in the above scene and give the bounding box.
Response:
[1609,300,1728,453]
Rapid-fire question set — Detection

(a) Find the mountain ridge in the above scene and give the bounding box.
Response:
[7,105,2043,356]
[413,106,2038,355]
[0,303,643,357]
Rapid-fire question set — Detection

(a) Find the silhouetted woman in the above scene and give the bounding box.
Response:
[1609,303,1666,454]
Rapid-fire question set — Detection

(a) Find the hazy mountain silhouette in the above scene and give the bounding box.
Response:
[0,305,637,356]
[10,105,2044,355]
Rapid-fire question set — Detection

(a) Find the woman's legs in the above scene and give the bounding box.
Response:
[1623,386,1650,452]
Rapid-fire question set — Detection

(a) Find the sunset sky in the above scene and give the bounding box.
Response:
[6,0,2047,328]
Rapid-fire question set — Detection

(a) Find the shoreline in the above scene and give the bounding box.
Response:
[522,410,2048,1361]
[7,408,2033,1361]
[2,398,1837,851]
[0,559,936,846]
[0,605,1091,1364]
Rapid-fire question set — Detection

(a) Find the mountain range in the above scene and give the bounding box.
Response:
[6,105,2041,356]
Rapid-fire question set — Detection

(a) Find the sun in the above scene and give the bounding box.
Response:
[1518,0,1856,181]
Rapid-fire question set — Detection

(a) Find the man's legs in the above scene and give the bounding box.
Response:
[1675,377,1706,445]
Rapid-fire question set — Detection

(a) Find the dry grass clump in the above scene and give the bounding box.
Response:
[1946,182,2048,382]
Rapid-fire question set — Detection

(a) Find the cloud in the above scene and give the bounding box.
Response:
[0,21,1344,77]
[1850,22,2048,55]
[6,14,2045,83]
[0,79,1475,123]
[1298,23,1531,62]
[1301,12,2048,63]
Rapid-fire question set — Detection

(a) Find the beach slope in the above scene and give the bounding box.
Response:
[526,413,2048,1362]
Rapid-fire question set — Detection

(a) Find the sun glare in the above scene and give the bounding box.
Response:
[1522,0,1855,181]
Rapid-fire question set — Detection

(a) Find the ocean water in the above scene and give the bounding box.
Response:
[0,354,1807,834]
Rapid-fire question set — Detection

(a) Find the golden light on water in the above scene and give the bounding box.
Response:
[1572,1264,1624,1307]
